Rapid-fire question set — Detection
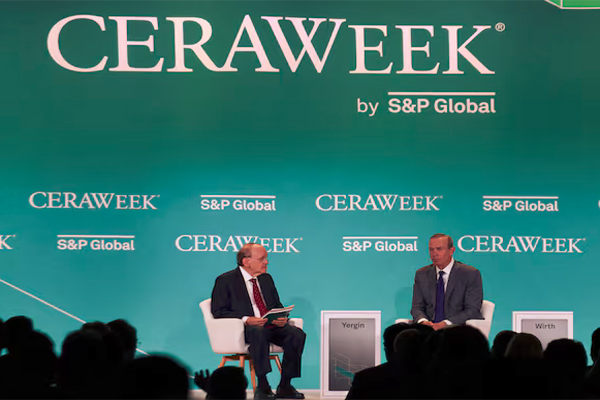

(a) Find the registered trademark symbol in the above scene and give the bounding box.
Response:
[495,22,505,32]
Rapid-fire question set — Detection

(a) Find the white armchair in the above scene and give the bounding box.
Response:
[199,299,304,390]
[395,300,495,339]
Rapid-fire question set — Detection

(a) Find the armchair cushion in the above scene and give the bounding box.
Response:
[200,299,304,354]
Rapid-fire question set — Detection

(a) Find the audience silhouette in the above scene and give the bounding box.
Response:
[0,315,190,399]
[1,314,600,399]
[586,328,600,398]
[347,323,600,399]
[119,354,189,399]
[346,323,433,399]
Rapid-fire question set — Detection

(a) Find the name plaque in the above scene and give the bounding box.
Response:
[513,311,573,349]
[320,311,381,398]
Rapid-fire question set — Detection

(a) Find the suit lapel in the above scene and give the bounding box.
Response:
[445,263,458,309]
[257,274,273,309]
[428,265,437,303]
[233,268,253,307]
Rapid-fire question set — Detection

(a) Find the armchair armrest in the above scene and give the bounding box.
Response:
[205,318,247,354]
[289,318,303,330]
[466,318,491,338]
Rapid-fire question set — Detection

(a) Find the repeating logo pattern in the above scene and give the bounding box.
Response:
[6,193,592,255]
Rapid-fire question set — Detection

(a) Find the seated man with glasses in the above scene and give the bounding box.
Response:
[211,243,306,400]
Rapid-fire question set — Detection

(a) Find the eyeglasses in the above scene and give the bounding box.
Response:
[244,256,268,262]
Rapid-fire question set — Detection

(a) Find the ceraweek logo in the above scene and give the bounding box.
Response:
[316,195,441,211]
[57,235,136,251]
[458,235,585,253]
[29,192,159,209]
[0,235,15,250]
[200,195,276,211]
[343,236,418,252]
[483,196,559,212]
[48,15,497,75]
[175,235,301,253]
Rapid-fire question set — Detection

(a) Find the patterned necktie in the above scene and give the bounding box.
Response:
[250,278,268,317]
[434,271,445,323]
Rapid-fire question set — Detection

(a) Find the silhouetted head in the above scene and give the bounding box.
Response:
[591,327,600,364]
[382,322,411,361]
[544,338,587,378]
[119,354,189,399]
[0,317,5,350]
[16,330,57,378]
[82,320,124,367]
[491,330,517,359]
[207,366,247,399]
[392,328,430,364]
[0,330,57,398]
[4,316,34,354]
[425,325,489,399]
[108,319,138,362]
[432,324,490,363]
[505,333,543,360]
[59,329,109,397]
[82,321,110,335]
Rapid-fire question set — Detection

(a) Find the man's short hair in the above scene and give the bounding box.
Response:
[236,243,260,267]
[430,233,454,249]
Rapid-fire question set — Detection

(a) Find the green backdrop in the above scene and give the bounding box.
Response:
[1,0,599,388]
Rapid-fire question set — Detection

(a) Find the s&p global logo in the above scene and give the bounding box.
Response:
[57,234,136,251]
[29,192,159,210]
[200,195,276,211]
[343,236,419,252]
[0,235,16,250]
[316,194,441,211]
[458,235,585,253]
[483,196,559,212]
[175,234,301,253]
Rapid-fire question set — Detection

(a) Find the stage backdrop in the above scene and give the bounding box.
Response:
[1,0,599,388]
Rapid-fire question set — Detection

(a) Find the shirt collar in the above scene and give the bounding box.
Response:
[436,258,454,275]
[239,266,254,282]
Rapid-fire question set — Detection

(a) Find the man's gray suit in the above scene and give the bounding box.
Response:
[410,261,483,325]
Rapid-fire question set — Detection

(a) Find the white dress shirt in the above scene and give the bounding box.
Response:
[436,259,454,292]
[239,267,267,323]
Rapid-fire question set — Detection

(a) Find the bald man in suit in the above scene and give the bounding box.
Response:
[211,243,306,400]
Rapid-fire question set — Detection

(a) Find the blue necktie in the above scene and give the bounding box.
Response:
[434,271,445,323]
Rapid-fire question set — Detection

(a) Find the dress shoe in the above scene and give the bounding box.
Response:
[276,385,305,399]
[254,387,276,400]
